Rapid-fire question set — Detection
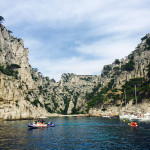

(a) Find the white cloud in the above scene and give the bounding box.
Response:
[2,0,149,29]
[76,35,139,60]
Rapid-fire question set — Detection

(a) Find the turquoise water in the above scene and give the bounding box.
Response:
[0,117,150,149]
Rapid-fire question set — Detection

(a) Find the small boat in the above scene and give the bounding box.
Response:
[28,117,55,129]
[28,123,55,128]
[103,116,110,118]
[137,113,150,121]
[128,122,138,127]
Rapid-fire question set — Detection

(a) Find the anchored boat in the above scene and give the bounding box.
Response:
[28,117,55,128]
[28,122,55,128]
[128,122,138,127]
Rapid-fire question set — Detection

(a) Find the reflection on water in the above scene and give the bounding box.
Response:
[0,117,150,149]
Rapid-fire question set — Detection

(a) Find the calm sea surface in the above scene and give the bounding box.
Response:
[0,117,150,150]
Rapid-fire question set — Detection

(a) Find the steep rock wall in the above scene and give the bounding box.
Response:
[88,34,150,116]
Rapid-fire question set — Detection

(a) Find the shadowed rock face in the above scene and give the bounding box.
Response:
[0,24,150,119]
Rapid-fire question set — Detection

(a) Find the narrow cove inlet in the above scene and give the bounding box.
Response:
[0,117,150,149]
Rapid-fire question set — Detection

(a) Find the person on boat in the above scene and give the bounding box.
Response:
[41,119,44,123]
[41,119,46,124]
[37,119,40,123]
[37,119,42,125]
[33,120,35,124]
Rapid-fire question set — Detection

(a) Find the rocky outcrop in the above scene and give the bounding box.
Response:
[100,42,150,89]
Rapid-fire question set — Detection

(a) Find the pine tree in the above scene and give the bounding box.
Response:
[0,16,4,24]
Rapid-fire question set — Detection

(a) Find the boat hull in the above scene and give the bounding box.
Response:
[28,124,55,128]
[119,115,131,119]
[128,122,138,127]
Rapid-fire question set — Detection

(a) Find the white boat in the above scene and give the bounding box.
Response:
[129,86,150,121]
[103,116,112,118]
[137,113,150,121]
[127,85,141,120]
[119,86,150,121]
[129,114,138,120]
[119,89,131,119]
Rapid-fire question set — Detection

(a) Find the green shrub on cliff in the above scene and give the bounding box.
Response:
[115,59,120,64]
[146,37,150,45]
[85,83,101,100]
[61,96,70,114]
[31,99,43,107]
[104,65,111,71]
[9,64,20,69]
[121,60,135,71]
[0,64,19,79]
[147,63,150,78]
[0,16,4,24]
[44,104,53,113]
[108,79,114,89]
[8,30,13,34]
[86,86,108,110]
[141,35,147,41]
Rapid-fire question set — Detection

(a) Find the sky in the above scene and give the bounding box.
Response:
[0,0,150,81]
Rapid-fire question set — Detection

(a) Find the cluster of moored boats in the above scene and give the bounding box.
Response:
[119,86,150,122]
[119,112,150,127]
[119,112,150,121]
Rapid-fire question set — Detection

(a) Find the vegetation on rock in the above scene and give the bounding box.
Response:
[121,60,135,71]
[0,64,20,79]
[0,16,4,24]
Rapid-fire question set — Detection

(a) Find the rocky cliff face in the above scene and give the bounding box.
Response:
[88,34,150,116]
[0,24,100,119]
[0,25,52,119]
[100,35,150,89]
[0,24,150,119]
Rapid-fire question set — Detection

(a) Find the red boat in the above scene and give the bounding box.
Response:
[128,122,138,127]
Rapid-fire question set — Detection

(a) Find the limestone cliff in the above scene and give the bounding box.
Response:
[88,34,150,116]
[100,34,150,88]
[0,24,99,119]
[0,24,51,119]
